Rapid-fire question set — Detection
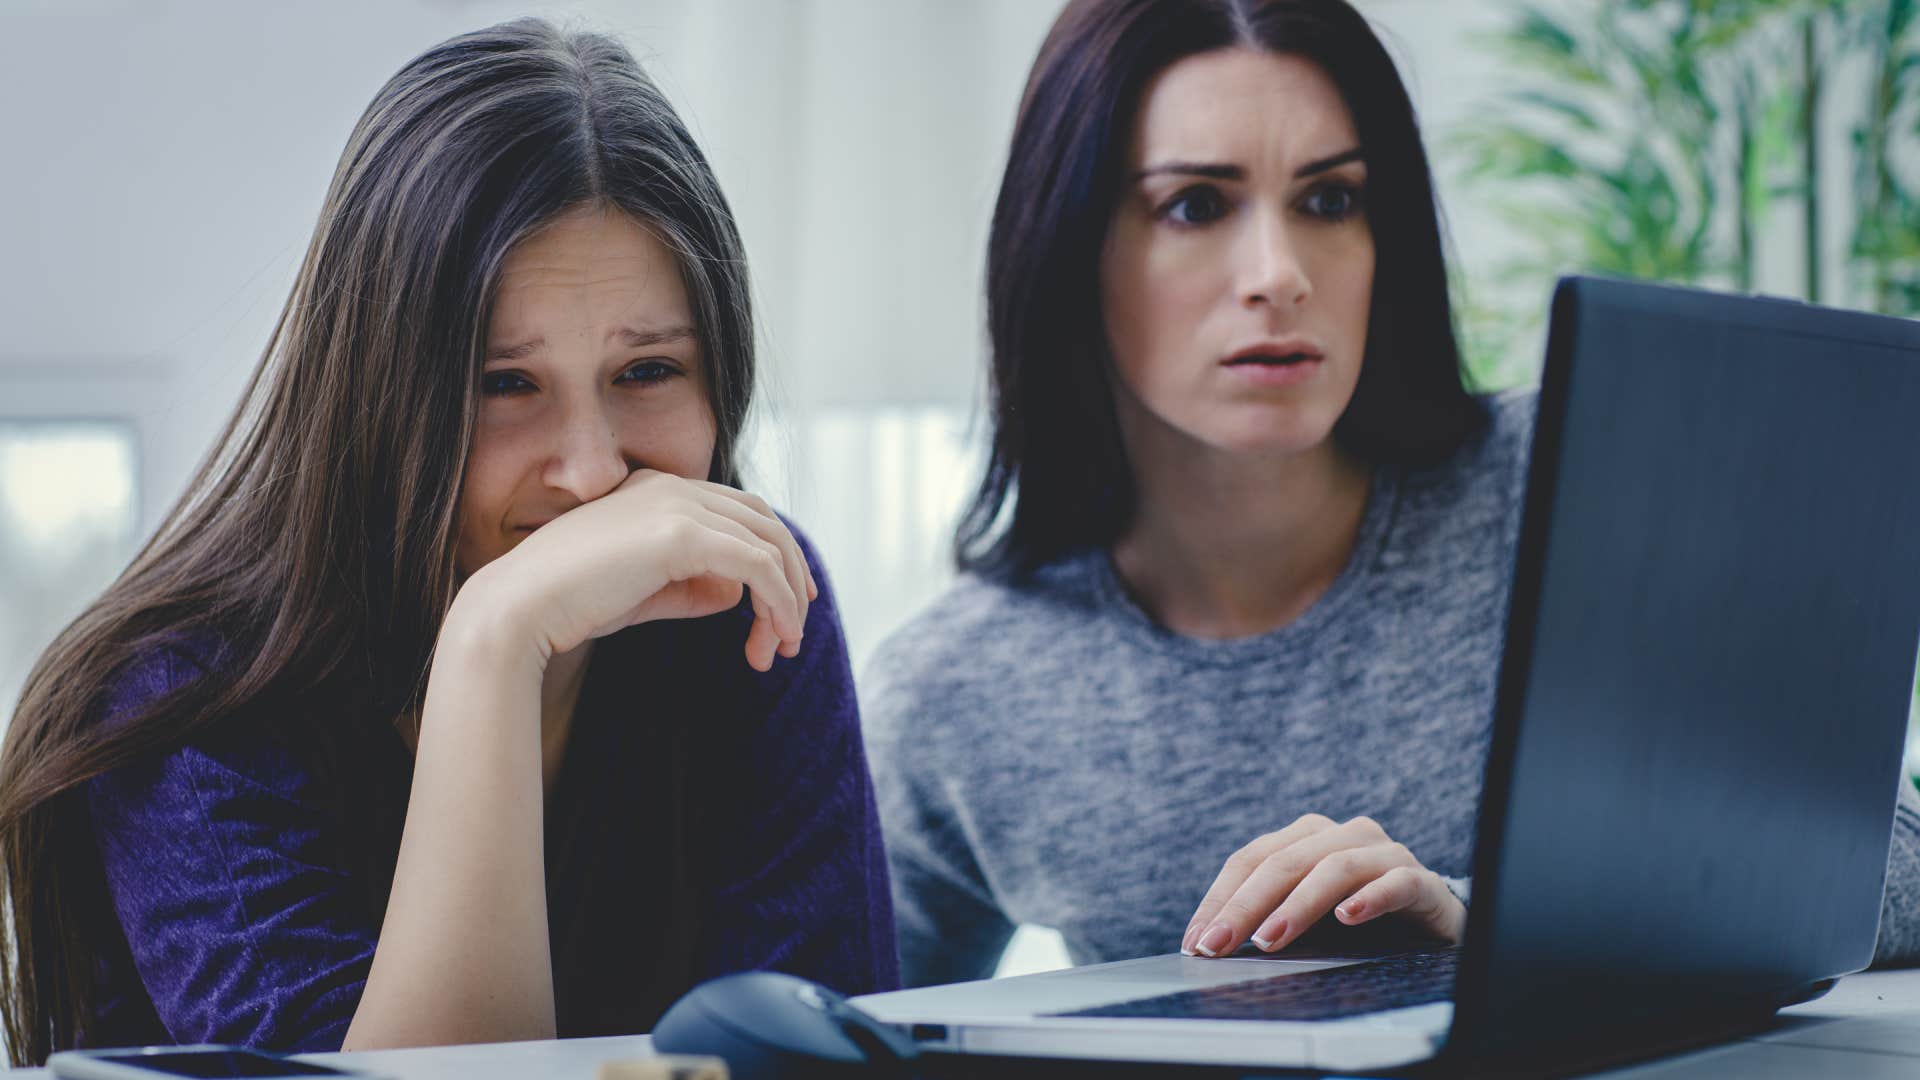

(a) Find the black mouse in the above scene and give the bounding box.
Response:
[652,971,921,1079]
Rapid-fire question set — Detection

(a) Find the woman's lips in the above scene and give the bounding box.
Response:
[1220,352,1323,386]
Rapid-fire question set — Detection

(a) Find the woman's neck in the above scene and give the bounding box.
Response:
[1111,427,1372,640]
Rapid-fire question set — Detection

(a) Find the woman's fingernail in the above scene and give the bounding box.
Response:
[1181,922,1200,955]
[1338,900,1363,921]
[1251,917,1287,951]
[1196,923,1233,957]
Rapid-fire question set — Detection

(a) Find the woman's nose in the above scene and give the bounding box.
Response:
[544,405,629,503]
[1237,208,1312,311]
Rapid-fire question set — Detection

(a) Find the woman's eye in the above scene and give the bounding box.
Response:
[617,360,678,386]
[481,370,535,396]
[1158,185,1229,226]
[1301,182,1363,222]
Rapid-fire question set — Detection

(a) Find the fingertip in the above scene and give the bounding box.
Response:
[1251,916,1288,951]
[1194,923,1234,958]
[744,613,780,670]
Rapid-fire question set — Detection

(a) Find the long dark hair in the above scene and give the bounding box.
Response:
[0,18,755,1064]
[957,0,1488,577]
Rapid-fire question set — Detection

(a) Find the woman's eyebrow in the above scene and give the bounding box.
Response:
[486,324,694,362]
[1296,147,1364,177]
[613,324,695,349]
[486,337,543,362]
[1132,161,1243,182]
[1130,147,1364,183]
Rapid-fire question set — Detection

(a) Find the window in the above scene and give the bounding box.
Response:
[0,422,140,734]
[0,357,170,739]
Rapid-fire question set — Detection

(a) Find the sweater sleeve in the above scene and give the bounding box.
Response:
[862,619,1018,988]
[689,527,900,995]
[1871,773,1920,967]
[84,652,378,1051]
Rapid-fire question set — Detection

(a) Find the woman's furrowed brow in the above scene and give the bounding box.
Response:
[485,324,694,362]
[486,337,543,362]
[1132,161,1244,182]
[1296,147,1365,178]
[1130,147,1363,184]
[612,324,696,349]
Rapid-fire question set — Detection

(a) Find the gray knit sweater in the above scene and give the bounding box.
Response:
[862,390,1920,986]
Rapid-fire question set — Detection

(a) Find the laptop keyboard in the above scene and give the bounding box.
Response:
[1048,947,1459,1023]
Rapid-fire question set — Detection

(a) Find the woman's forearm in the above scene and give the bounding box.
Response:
[342,583,554,1049]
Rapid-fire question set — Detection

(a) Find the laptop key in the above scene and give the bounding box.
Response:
[1048,948,1459,1023]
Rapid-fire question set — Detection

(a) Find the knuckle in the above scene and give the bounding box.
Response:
[1326,849,1364,877]
[1289,861,1333,895]
[1345,815,1381,836]
[1297,813,1334,830]
[1216,896,1265,923]
[662,516,698,547]
[1286,850,1327,881]
[1267,848,1310,876]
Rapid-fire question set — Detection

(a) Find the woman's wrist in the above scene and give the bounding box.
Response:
[440,562,549,676]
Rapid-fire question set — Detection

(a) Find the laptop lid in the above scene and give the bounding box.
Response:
[1449,276,1920,1069]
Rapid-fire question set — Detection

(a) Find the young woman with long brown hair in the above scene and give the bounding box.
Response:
[0,18,894,1065]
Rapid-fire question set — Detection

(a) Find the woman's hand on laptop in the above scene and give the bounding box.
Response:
[1180,814,1466,958]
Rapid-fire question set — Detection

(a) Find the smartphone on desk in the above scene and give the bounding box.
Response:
[48,1046,385,1080]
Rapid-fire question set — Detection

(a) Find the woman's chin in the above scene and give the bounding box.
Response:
[1197,418,1341,459]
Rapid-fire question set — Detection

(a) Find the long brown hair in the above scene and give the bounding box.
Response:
[0,18,756,1064]
[957,0,1487,577]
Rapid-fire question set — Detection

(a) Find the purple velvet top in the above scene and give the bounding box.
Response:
[77,533,897,1052]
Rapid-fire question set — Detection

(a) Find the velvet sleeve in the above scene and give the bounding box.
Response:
[688,526,900,995]
[84,651,380,1052]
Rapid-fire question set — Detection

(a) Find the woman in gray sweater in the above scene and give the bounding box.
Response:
[862,0,1920,987]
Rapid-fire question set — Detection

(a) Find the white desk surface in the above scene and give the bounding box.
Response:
[11,969,1920,1078]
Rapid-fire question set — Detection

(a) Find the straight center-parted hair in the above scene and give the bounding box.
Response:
[0,19,754,1064]
[956,0,1488,578]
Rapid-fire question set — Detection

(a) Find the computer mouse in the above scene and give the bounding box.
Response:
[652,971,921,1079]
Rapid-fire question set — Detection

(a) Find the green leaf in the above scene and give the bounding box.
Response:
[1506,89,1606,133]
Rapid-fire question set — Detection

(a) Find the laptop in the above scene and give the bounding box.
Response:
[854,275,1920,1075]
